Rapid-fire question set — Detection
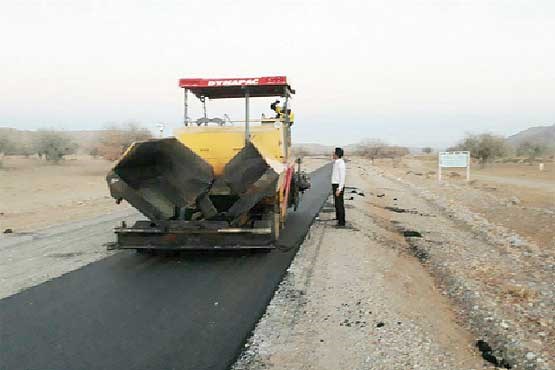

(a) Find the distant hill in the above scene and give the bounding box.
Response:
[507,124,555,148]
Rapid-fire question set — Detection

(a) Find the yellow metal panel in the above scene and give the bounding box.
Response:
[174,124,285,175]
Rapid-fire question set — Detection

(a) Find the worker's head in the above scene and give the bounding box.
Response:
[333,147,344,159]
[270,100,280,111]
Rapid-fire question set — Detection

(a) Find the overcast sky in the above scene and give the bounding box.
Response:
[1,0,554,147]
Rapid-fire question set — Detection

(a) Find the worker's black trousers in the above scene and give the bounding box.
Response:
[332,184,345,226]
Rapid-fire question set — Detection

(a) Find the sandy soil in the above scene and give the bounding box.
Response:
[375,156,554,249]
[0,156,128,233]
[0,156,139,299]
[0,210,139,299]
[0,155,328,234]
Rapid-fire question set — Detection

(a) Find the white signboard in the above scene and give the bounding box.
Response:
[438,151,470,182]
[439,151,470,168]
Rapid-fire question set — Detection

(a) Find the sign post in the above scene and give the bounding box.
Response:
[438,151,470,182]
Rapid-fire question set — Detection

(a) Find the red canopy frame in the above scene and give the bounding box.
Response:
[178,76,294,99]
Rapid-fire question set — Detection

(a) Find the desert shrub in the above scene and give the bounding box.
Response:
[0,136,14,167]
[355,139,387,164]
[517,142,547,164]
[355,139,409,163]
[422,147,433,154]
[97,123,153,161]
[451,133,507,167]
[11,142,34,157]
[0,136,15,156]
[33,130,79,162]
[89,147,100,159]
[0,139,33,157]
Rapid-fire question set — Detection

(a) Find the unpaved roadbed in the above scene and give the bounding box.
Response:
[234,165,488,370]
[365,160,553,369]
[233,157,553,370]
[0,209,139,299]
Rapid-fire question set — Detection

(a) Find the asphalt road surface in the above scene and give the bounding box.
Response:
[0,164,332,370]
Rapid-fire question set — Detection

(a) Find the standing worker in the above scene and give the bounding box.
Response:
[270,100,282,118]
[331,147,346,227]
[270,100,294,125]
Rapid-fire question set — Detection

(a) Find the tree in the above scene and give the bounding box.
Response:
[452,133,507,167]
[356,139,409,163]
[0,136,14,155]
[9,142,34,157]
[33,130,78,162]
[517,142,546,164]
[89,147,100,159]
[97,123,153,160]
[356,139,388,164]
[422,147,433,154]
[0,136,15,168]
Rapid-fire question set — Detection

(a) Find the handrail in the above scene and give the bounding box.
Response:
[189,118,285,124]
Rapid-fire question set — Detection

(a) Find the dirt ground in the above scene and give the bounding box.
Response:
[0,156,137,299]
[234,159,492,370]
[376,156,554,249]
[0,156,127,233]
[2,154,552,368]
[0,155,329,234]
[234,156,554,370]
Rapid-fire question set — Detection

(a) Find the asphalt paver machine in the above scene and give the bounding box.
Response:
[107,76,310,250]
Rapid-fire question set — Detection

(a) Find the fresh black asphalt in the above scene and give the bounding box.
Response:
[0,163,332,370]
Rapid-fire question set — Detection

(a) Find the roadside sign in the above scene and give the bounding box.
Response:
[439,152,469,167]
[438,151,470,182]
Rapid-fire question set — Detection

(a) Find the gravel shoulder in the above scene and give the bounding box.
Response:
[0,156,123,233]
[385,157,554,249]
[233,157,553,370]
[0,209,139,299]
[233,159,491,370]
[363,158,554,369]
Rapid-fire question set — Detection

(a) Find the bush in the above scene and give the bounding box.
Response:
[12,143,34,157]
[451,133,507,167]
[0,136,12,168]
[355,139,409,163]
[517,142,547,164]
[355,139,387,164]
[0,136,15,156]
[422,147,433,154]
[97,123,153,161]
[33,130,79,162]
[89,147,100,159]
